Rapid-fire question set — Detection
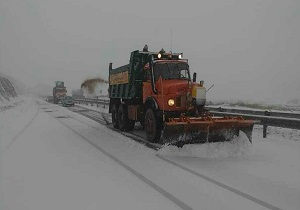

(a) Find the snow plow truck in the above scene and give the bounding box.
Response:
[108,47,256,146]
[53,81,67,104]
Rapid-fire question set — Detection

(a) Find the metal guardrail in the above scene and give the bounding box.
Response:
[210,111,300,138]
[207,106,300,138]
[210,111,300,129]
[74,98,109,107]
[74,98,300,138]
[207,106,300,119]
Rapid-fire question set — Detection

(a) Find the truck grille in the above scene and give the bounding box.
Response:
[175,96,181,107]
[176,95,187,108]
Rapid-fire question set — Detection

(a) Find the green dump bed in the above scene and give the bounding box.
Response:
[109,50,149,100]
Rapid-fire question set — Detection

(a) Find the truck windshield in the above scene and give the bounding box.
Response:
[56,81,64,87]
[153,62,190,81]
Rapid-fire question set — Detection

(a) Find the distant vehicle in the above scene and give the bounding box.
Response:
[46,96,53,103]
[62,96,75,107]
[53,81,67,104]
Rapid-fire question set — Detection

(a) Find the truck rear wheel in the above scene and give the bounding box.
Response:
[140,118,145,128]
[111,104,119,129]
[138,113,145,129]
[145,109,162,143]
[118,104,135,131]
[127,120,135,131]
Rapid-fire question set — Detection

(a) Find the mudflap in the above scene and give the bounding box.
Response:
[161,116,255,147]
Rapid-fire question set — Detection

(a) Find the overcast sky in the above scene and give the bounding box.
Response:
[1,0,299,103]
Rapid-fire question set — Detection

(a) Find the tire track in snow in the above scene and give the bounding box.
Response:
[77,112,107,125]
[67,106,109,125]
[50,115,193,210]
[157,155,282,210]
[66,103,283,210]
[67,106,160,150]
[5,100,40,151]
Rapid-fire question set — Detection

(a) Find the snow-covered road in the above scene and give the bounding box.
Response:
[1,98,299,210]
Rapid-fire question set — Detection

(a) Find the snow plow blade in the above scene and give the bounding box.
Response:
[161,116,255,146]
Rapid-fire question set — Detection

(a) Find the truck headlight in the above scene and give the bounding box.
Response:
[168,99,175,106]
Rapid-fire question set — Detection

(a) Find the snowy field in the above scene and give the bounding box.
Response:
[1,97,300,210]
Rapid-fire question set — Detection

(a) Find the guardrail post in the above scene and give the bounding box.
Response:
[263,125,267,138]
[96,97,99,107]
[263,111,271,138]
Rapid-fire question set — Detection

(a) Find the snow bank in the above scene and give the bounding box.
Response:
[0,73,24,111]
[0,75,17,101]
[0,97,24,111]
[253,125,300,142]
[0,72,27,96]
[157,133,251,158]
[157,124,299,158]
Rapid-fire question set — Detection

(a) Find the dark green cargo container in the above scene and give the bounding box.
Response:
[109,50,150,100]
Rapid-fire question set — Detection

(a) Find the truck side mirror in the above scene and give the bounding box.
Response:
[193,72,197,82]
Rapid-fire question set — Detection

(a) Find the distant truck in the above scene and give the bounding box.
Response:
[53,81,67,104]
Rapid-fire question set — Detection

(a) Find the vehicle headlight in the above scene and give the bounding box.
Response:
[168,99,175,106]
[158,53,162,58]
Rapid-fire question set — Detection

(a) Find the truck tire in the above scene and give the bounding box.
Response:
[127,120,135,131]
[111,104,119,129]
[118,104,135,131]
[137,112,145,129]
[140,118,145,129]
[118,105,126,130]
[145,109,162,143]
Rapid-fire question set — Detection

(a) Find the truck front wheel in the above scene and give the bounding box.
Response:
[111,104,119,129]
[145,109,162,143]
